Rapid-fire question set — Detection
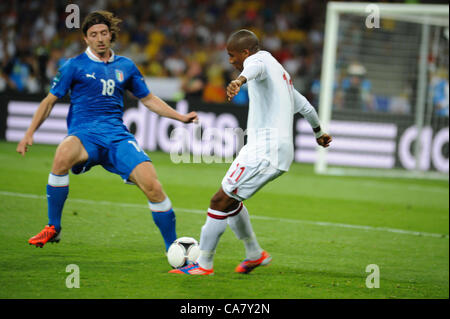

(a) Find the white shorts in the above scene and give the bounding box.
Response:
[221,148,285,201]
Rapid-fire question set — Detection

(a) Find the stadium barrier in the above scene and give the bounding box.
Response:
[0,93,448,173]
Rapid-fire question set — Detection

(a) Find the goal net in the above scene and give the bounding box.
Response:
[314,2,449,179]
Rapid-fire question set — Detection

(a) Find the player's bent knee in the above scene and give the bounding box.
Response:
[210,189,239,212]
[209,193,224,208]
[142,179,166,202]
[52,153,75,174]
[52,138,88,174]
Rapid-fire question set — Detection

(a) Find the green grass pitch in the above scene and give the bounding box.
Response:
[0,141,448,299]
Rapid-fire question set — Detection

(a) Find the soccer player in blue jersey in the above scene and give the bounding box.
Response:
[16,11,198,250]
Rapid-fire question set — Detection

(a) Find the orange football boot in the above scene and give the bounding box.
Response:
[169,263,214,275]
[235,250,272,274]
[28,225,61,248]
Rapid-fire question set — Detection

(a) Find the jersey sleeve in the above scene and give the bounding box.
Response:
[49,59,75,98]
[293,88,320,129]
[240,55,267,82]
[127,63,150,99]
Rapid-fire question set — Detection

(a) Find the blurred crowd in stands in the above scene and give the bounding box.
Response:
[0,0,326,105]
[0,0,448,116]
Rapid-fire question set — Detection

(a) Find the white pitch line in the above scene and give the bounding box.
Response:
[0,190,448,239]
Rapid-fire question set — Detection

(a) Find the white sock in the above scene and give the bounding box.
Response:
[197,213,227,270]
[227,204,263,260]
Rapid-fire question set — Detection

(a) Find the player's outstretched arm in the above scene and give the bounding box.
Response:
[140,93,198,123]
[17,93,59,156]
[293,88,332,148]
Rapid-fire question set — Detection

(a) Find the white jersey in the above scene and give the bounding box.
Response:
[239,50,320,171]
[221,51,320,200]
[239,50,296,171]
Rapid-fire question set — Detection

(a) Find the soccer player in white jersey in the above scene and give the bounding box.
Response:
[170,29,332,275]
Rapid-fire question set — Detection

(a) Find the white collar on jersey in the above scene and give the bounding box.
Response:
[85,46,115,63]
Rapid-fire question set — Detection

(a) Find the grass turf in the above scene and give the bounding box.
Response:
[0,141,448,299]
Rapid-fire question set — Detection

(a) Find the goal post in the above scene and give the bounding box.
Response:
[315,2,449,179]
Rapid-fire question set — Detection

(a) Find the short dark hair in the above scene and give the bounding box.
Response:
[82,11,121,42]
[227,29,259,53]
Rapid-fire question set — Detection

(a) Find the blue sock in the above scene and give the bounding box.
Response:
[152,209,177,251]
[47,173,69,231]
[149,197,177,251]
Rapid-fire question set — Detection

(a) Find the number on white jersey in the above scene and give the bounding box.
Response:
[283,73,293,91]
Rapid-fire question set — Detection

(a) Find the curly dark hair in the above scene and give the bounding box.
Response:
[81,11,122,43]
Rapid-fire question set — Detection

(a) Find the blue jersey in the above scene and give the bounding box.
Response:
[50,48,150,134]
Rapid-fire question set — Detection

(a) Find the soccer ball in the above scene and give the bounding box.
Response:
[167,237,200,268]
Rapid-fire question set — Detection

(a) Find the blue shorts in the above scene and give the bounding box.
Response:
[69,129,151,183]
